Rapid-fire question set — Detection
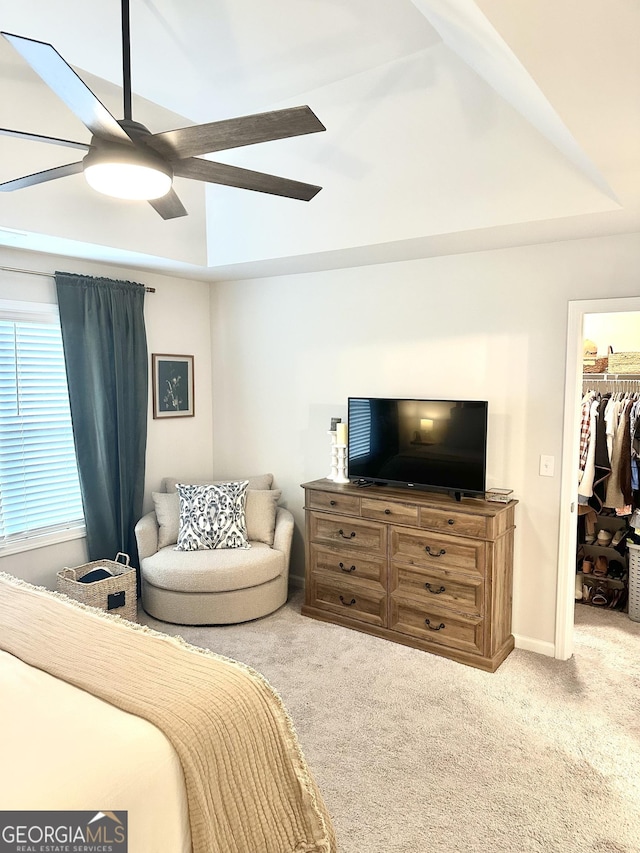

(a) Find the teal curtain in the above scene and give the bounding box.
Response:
[55,272,148,570]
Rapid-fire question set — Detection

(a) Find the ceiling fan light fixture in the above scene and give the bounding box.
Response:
[83,145,173,201]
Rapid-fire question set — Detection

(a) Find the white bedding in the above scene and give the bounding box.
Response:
[0,649,191,853]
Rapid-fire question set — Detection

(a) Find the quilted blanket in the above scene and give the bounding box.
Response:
[0,572,336,853]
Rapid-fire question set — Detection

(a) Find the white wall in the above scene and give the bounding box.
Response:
[584,312,640,356]
[210,231,640,651]
[0,247,213,587]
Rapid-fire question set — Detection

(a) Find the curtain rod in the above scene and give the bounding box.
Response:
[0,264,156,293]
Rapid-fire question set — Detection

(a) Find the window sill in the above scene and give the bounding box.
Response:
[0,524,86,557]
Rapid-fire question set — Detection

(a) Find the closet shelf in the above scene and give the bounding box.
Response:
[583,373,640,380]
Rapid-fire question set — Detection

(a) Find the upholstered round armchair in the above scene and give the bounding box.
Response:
[135,473,293,625]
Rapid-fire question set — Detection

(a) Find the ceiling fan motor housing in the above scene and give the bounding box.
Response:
[83,123,174,200]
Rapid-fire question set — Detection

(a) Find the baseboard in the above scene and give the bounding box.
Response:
[288,573,305,591]
[513,633,555,658]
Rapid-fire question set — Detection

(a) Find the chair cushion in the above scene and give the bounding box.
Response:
[176,481,250,551]
[141,542,285,593]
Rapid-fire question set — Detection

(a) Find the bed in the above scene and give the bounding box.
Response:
[0,572,336,853]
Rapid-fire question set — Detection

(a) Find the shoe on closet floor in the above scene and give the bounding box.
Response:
[594,555,609,576]
[591,586,610,606]
[611,528,626,547]
[575,572,584,600]
[608,559,625,579]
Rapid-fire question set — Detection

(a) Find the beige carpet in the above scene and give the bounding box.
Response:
[140,594,640,853]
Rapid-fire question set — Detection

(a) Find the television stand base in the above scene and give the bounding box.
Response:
[353,478,376,488]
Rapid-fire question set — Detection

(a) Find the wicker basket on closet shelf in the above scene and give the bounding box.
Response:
[607,351,640,374]
[57,552,137,622]
[583,357,609,374]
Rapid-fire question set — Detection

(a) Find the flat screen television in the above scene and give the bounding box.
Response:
[347,397,488,499]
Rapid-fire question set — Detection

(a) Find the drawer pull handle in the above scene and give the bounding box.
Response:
[339,562,356,573]
[425,546,446,557]
[425,583,446,595]
[425,619,445,631]
[330,500,337,506]
[447,518,455,525]
[338,529,356,539]
[340,595,357,607]
[384,508,391,515]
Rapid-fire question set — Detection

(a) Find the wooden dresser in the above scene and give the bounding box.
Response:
[301,479,517,672]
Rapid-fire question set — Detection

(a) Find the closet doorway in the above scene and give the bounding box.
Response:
[556,297,640,660]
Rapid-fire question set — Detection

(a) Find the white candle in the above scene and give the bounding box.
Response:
[336,422,348,446]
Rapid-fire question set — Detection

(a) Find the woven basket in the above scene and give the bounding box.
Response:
[57,552,137,622]
[583,356,609,374]
[608,351,640,374]
[628,544,640,622]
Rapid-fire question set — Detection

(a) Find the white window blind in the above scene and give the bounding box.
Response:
[0,305,84,545]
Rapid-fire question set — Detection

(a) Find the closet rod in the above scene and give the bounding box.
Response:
[0,264,156,293]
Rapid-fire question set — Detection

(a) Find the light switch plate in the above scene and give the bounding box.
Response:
[539,454,555,477]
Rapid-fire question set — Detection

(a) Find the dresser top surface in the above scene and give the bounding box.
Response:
[301,478,517,517]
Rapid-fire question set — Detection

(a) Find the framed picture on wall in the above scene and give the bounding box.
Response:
[152,354,195,418]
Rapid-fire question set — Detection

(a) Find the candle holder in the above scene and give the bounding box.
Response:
[334,444,349,484]
[327,431,338,481]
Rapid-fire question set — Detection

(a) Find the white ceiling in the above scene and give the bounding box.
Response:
[0,0,638,281]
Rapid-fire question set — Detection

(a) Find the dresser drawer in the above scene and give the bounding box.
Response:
[309,575,386,627]
[390,596,484,655]
[390,563,482,616]
[310,544,386,586]
[391,527,484,577]
[308,489,360,516]
[420,506,488,539]
[361,497,419,526]
[309,512,386,554]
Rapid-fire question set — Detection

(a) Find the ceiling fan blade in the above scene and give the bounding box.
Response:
[0,161,84,192]
[173,157,322,201]
[1,32,132,146]
[147,189,188,220]
[148,106,326,159]
[0,127,90,151]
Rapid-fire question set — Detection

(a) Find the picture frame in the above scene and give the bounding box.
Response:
[152,354,194,418]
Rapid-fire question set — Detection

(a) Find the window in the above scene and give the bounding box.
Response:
[0,301,84,549]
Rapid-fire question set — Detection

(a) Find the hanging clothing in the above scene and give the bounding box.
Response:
[605,398,633,509]
[580,384,640,511]
[579,393,594,480]
[578,398,600,502]
[631,399,640,490]
[588,393,611,513]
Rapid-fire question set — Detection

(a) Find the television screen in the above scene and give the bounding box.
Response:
[347,397,488,496]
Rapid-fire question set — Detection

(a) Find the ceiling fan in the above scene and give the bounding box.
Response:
[0,0,326,219]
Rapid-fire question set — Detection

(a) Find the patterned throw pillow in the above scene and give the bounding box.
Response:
[175,481,250,551]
